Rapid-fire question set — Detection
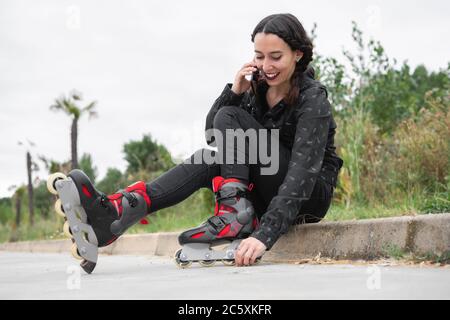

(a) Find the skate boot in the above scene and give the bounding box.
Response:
[47,169,151,274]
[175,176,260,268]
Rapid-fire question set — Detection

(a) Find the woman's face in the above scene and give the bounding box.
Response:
[253,32,303,88]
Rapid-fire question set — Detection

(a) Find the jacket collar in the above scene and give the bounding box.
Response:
[298,66,318,92]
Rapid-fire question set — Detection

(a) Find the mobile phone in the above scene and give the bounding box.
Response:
[251,67,261,82]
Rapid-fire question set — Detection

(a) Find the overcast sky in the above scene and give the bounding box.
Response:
[1,0,449,197]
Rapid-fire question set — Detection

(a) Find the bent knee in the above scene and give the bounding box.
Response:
[213,105,243,122]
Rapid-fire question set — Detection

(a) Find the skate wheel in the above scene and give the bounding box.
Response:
[47,172,67,195]
[71,243,83,260]
[199,260,216,267]
[63,221,72,238]
[80,259,96,274]
[54,199,65,218]
[222,260,235,266]
[174,249,192,269]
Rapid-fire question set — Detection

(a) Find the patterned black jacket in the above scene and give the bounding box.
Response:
[205,67,343,250]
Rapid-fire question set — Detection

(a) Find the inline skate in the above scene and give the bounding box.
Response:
[175,176,260,268]
[47,169,151,273]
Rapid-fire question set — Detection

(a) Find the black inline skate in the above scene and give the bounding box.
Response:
[47,169,151,274]
[175,176,260,268]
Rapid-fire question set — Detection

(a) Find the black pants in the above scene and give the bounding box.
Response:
[146,106,334,223]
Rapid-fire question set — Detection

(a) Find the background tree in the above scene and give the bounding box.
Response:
[123,134,175,175]
[13,186,25,227]
[79,153,98,184]
[33,181,53,218]
[18,140,39,226]
[49,90,98,169]
[38,155,72,175]
[96,168,124,194]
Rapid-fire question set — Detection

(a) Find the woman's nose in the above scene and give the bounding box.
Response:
[262,60,272,72]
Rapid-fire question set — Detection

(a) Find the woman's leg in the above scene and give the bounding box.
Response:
[212,105,334,223]
[146,148,220,213]
[212,106,291,218]
[212,106,267,183]
[293,179,334,224]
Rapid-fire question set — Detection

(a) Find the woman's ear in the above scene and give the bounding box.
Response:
[295,50,303,62]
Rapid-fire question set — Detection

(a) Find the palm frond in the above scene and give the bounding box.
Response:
[88,110,99,120]
[49,98,65,111]
[83,101,97,112]
[70,89,83,101]
[83,101,98,119]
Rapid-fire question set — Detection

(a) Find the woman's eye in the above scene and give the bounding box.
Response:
[255,56,281,60]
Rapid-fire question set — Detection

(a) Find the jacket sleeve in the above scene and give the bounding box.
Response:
[205,84,251,146]
[251,86,332,250]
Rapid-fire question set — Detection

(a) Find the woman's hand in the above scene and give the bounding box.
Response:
[231,61,258,95]
[235,237,267,266]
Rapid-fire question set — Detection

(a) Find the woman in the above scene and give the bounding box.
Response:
[54,13,343,269]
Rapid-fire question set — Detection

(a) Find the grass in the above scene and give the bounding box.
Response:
[0,189,448,244]
[381,243,450,265]
[127,190,212,234]
[0,214,66,244]
[323,202,419,222]
[0,190,212,243]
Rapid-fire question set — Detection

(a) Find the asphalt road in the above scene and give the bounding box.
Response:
[0,252,449,300]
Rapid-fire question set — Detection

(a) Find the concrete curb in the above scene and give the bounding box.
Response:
[1,213,449,262]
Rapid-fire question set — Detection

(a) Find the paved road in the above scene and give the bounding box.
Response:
[0,252,449,299]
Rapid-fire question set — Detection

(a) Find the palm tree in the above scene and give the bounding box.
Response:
[50,90,98,169]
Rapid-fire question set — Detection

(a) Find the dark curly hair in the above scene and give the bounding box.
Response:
[250,13,314,107]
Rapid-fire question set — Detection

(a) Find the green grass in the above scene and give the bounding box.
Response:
[127,190,212,234]
[0,213,66,243]
[380,243,450,264]
[0,190,448,244]
[323,202,419,222]
[0,190,212,244]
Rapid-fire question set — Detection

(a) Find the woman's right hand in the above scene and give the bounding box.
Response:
[231,61,258,95]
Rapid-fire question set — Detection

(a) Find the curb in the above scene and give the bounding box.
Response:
[1,213,449,262]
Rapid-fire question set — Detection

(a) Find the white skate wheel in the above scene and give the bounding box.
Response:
[174,249,192,269]
[71,243,83,260]
[47,172,67,195]
[54,199,65,218]
[63,221,72,238]
[222,260,235,266]
[199,260,215,267]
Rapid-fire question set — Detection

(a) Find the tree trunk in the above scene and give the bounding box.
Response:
[15,196,21,227]
[71,117,79,169]
[27,151,34,226]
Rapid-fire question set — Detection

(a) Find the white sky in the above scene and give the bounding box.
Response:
[1,0,449,197]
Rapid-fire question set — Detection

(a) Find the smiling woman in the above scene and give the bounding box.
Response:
[46,13,343,273]
[249,14,314,108]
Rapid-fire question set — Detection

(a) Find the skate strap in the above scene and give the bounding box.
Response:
[215,189,248,202]
[120,191,138,207]
[207,215,227,232]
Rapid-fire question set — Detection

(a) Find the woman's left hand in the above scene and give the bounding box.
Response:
[235,237,267,266]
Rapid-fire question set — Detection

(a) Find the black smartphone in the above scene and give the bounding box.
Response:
[251,67,261,82]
